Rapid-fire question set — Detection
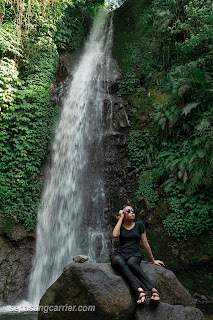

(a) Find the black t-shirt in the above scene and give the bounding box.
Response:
[118,221,145,257]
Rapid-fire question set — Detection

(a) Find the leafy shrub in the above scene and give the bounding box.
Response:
[136,170,160,207]
[127,129,158,172]
[127,129,164,206]
[0,23,22,57]
[163,191,213,240]
[54,4,85,51]
[0,0,104,230]
[0,58,19,114]
[0,36,58,230]
[114,0,213,239]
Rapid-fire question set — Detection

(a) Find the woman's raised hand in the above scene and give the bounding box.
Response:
[119,210,124,220]
[153,260,165,267]
[113,210,124,237]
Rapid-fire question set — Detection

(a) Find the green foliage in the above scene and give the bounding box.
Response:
[169,0,213,62]
[2,217,16,236]
[0,23,22,57]
[157,108,213,193]
[54,4,85,51]
[163,191,213,240]
[54,0,105,51]
[0,36,58,230]
[114,0,213,239]
[136,171,159,207]
[127,129,158,172]
[118,72,140,96]
[0,0,104,230]
[127,129,164,206]
[0,58,19,113]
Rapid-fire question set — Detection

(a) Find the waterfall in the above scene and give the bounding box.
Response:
[28,8,113,305]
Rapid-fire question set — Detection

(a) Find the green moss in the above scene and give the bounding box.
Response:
[200,232,213,258]
[113,0,152,74]
[2,217,16,236]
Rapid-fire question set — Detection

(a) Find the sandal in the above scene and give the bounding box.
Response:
[150,289,160,304]
[137,290,146,305]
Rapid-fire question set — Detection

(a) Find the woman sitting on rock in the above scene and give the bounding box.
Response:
[111,205,165,305]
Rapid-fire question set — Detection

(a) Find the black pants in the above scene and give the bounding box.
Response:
[111,254,154,292]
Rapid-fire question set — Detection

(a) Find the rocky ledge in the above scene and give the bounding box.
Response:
[38,261,204,320]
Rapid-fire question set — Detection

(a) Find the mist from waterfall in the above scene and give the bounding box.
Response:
[28,8,113,305]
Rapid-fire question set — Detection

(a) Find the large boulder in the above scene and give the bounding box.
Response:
[135,302,204,320]
[38,262,203,320]
[139,261,195,307]
[39,263,136,320]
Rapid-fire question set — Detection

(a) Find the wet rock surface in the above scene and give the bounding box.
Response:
[0,219,35,304]
[38,262,204,320]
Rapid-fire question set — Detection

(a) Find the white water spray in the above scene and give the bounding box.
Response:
[28,8,113,305]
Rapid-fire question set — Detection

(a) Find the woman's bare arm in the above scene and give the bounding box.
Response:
[112,210,124,237]
[141,232,165,266]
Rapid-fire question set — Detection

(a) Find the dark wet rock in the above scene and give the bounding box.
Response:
[194,293,213,304]
[10,225,35,242]
[38,262,202,320]
[39,262,136,320]
[0,224,35,304]
[0,218,3,236]
[100,57,122,84]
[103,96,130,133]
[135,302,205,320]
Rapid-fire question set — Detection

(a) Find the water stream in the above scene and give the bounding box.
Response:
[28,8,113,306]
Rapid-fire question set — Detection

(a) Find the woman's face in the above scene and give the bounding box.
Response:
[123,206,135,221]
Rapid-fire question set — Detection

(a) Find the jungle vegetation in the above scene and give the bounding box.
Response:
[0,0,104,232]
[113,0,213,240]
[0,0,212,242]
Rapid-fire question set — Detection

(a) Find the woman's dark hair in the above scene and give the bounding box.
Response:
[122,204,130,209]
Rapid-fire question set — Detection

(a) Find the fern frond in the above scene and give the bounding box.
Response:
[181,102,200,116]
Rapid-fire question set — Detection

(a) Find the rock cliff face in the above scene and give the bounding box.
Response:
[38,261,204,320]
[0,218,35,304]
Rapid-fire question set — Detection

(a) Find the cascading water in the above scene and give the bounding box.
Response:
[28,8,113,305]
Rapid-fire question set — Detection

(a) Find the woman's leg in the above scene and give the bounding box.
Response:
[126,256,154,291]
[111,254,142,292]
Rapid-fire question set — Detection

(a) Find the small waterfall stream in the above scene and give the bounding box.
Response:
[28,8,113,305]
